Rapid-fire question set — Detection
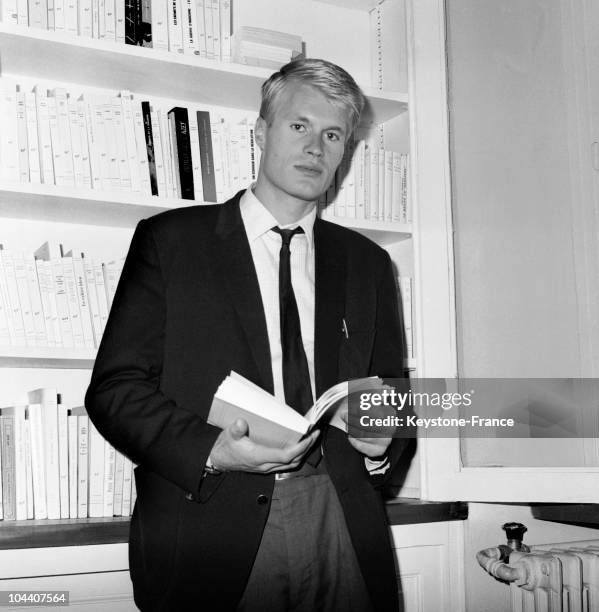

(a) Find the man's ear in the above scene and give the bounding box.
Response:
[254,116,267,151]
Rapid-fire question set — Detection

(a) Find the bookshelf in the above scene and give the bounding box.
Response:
[0,0,445,607]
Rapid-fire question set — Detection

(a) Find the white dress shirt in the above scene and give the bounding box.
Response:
[239,187,389,475]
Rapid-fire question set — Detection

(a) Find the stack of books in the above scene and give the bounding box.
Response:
[0,389,134,521]
[0,241,123,349]
[232,26,303,70]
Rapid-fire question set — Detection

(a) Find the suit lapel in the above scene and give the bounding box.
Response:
[212,195,274,394]
[314,220,346,397]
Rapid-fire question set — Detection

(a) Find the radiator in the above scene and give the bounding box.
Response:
[509,541,599,612]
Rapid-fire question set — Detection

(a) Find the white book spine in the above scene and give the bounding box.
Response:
[16,0,27,22]
[160,110,176,199]
[384,149,393,223]
[13,252,37,347]
[72,255,95,348]
[83,256,102,346]
[77,415,89,518]
[24,418,34,519]
[377,148,385,221]
[16,91,30,184]
[47,95,66,185]
[121,457,132,516]
[57,402,69,519]
[152,0,169,50]
[1,250,26,346]
[47,0,55,28]
[94,262,109,333]
[102,442,115,516]
[92,0,99,38]
[112,450,124,516]
[211,114,225,201]
[53,0,64,30]
[1,0,18,22]
[62,254,85,348]
[167,0,184,53]
[111,97,131,191]
[150,109,167,196]
[24,92,41,184]
[208,0,219,60]
[104,0,115,40]
[400,276,413,359]
[64,0,77,33]
[130,470,137,510]
[401,153,410,223]
[0,79,19,183]
[27,403,47,520]
[79,0,93,36]
[83,97,103,190]
[52,255,75,347]
[33,87,55,186]
[29,389,60,520]
[102,100,121,190]
[345,141,357,219]
[77,99,93,189]
[14,407,27,520]
[27,0,47,29]
[25,254,47,347]
[68,413,78,518]
[391,151,402,223]
[115,0,125,43]
[87,422,104,517]
[367,146,378,221]
[51,89,74,186]
[194,0,206,58]
[68,98,84,188]
[219,0,231,62]
[0,262,11,346]
[37,258,61,346]
[355,140,366,220]
[0,415,12,520]
[203,0,213,59]
[120,91,142,192]
[182,0,197,54]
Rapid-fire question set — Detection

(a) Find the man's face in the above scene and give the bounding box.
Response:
[254,82,349,212]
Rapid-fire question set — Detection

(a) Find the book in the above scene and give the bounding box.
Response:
[28,388,60,519]
[27,403,47,519]
[57,397,69,518]
[87,420,105,517]
[196,109,216,202]
[141,101,158,196]
[67,408,78,517]
[208,372,384,449]
[168,106,195,200]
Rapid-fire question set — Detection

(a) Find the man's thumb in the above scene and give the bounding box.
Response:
[229,419,248,440]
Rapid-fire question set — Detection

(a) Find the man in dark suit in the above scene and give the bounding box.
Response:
[86,58,408,611]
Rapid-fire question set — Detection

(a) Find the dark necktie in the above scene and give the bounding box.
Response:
[272,226,314,414]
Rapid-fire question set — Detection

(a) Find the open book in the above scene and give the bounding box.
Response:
[207,371,385,448]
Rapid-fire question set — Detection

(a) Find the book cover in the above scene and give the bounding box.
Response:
[196,109,217,202]
[57,399,69,518]
[87,421,105,517]
[27,403,47,519]
[141,101,158,196]
[16,90,30,184]
[67,410,78,518]
[168,106,195,200]
[0,410,16,520]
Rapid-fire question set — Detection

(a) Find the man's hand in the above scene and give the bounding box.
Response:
[339,411,392,458]
[209,419,320,473]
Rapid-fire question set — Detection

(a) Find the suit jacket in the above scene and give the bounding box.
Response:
[85,191,408,611]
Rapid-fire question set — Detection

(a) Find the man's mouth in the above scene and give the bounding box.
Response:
[294,165,323,176]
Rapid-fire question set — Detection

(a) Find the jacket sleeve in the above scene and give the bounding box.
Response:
[367,250,412,489]
[85,219,221,494]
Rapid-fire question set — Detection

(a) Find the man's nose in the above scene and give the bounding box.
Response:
[304,135,324,157]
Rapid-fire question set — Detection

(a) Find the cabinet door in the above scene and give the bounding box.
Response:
[410,0,599,502]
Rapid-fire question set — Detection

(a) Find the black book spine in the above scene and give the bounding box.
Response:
[196,110,217,203]
[168,107,195,200]
[140,0,152,47]
[141,101,158,196]
[124,0,136,44]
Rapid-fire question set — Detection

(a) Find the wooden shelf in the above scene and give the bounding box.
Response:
[0,517,129,549]
[0,24,407,124]
[325,215,412,245]
[0,346,95,369]
[0,500,466,549]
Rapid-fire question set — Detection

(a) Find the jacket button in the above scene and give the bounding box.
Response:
[185,492,195,501]
[256,494,269,505]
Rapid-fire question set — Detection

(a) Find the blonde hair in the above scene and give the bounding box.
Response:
[260,58,365,135]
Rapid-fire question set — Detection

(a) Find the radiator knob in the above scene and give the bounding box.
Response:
[502,522,528,552]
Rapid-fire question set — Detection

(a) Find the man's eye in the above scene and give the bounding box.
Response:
[291,124,306,132]
[326,132,340,141]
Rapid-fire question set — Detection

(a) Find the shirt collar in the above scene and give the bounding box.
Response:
[240,185,316,253]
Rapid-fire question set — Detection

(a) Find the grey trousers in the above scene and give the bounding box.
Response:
[237,474,374,612]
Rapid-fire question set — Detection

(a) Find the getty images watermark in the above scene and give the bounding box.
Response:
[347,378,599,438]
